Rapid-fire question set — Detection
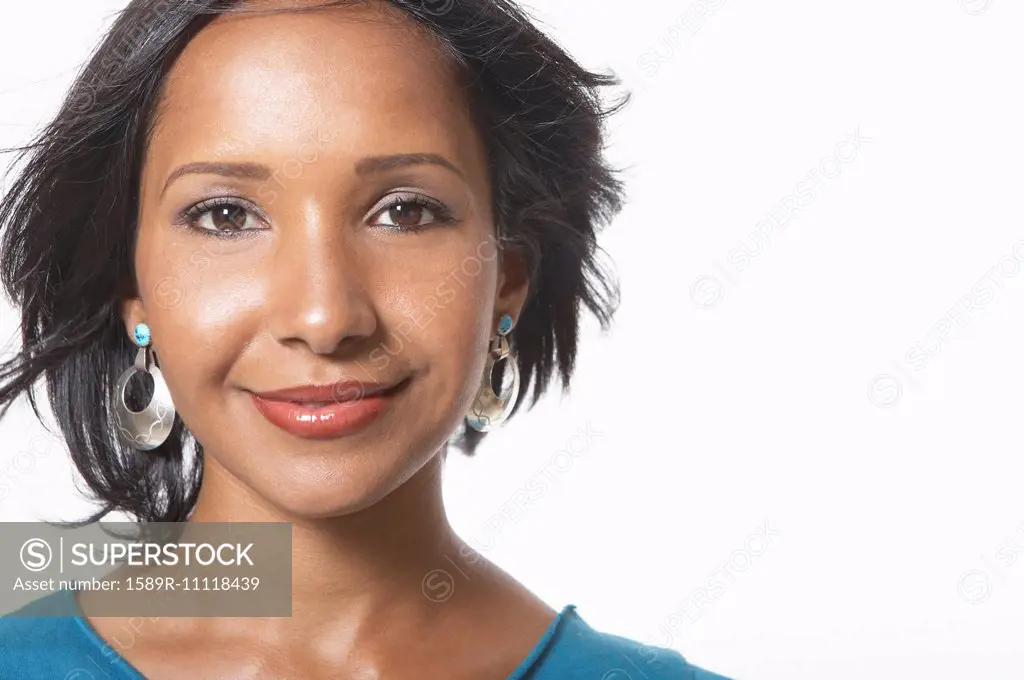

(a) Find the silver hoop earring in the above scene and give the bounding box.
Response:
[467,314,519,432]
[112,323,176,451]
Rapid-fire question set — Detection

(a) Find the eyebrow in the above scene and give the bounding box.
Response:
[160,162,271,199]
[159,153,465,199]
[354,153,465,180]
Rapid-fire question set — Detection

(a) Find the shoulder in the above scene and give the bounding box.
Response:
[525,605,735,680]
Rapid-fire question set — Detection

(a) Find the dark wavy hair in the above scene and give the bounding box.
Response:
[0,0,626,524]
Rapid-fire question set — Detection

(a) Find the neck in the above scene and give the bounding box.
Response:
[188,451,463,625]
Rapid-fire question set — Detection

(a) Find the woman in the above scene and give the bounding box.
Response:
[0,0,731,678]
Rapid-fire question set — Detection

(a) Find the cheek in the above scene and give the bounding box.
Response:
[373,238,499,395]
[136,235,264,394]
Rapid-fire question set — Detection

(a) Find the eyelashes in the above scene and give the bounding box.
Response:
[370,193,457,232]
[174,197,269,238]
[173,191,459,239]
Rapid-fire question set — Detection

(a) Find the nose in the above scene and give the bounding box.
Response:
[266,211,377,356]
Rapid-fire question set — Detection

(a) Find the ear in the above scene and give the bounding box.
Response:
[120,296,145,339]
[494,246,530,328]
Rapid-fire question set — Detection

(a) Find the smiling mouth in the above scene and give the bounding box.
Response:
[251,378,405,403]
[248,378,410,440]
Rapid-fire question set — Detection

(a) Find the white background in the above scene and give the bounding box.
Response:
[2,1,1023,678]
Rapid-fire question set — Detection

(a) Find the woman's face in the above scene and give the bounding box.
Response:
[123,2,528,518]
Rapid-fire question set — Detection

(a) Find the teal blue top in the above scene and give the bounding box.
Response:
[0,590,733,679]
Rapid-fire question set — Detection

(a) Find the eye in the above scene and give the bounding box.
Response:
[369,194,455,231]
[179,197,268,236]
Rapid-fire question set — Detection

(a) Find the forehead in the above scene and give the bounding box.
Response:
[145,3,481,176]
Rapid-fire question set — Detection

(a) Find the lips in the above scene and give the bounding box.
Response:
[249,379,404,440]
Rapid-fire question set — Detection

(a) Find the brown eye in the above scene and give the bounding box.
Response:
[369,193,457,231]
[387,202,425,227]
[182,198,267,236]
[209,204,249,231]
[374,199,436,229]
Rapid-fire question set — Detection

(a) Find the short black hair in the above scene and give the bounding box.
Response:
[0,0,626,523]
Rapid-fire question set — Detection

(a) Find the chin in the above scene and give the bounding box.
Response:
[271,490,389,520]
[268,465,402,520]
[245,444,434,520]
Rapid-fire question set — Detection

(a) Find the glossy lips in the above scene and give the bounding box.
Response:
[249,381,400,440]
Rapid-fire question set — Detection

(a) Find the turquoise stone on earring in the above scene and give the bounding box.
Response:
[133,323,151,347]
[498,314,513,336]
